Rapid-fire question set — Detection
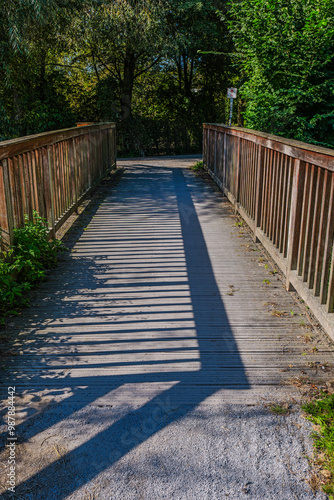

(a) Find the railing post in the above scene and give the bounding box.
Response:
[327,246,334,312]
[47,146,56,238]
[234,136,241,203]
[253,145,264,241]
[223,132,227,189]
[286,158,304,290]
[113,126,117,165]
[72,138,79,214]
[0,159,14,248]
[108,127,113,169]
[214,129,217,175]
[202,127,205,167]
[207,127,211,170]
[86,134,91,189]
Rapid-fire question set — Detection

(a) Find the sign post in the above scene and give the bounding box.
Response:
[227,88,237,126]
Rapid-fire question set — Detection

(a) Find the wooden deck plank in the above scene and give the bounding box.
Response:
[1,156,334,411]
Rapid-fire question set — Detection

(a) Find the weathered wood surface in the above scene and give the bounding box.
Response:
[1,157,333,409]
[0,122,116,249]
[204,124,334,341]
[1,157,334,498]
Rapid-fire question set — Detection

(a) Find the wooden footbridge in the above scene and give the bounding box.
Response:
[1,123,334,498]
[1,122,334,338]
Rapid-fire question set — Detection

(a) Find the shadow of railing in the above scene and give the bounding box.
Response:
[1,160,249,498]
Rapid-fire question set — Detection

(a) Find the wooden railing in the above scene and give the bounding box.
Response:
[203,123,334,340]
[0,122,116,249]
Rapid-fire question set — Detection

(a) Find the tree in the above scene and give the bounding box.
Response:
[166,0,230,98]
[229,0,334,147]
[126,0,233,154]
[0,0,83,138]
[0,0,234,156]
[77,0,169,122]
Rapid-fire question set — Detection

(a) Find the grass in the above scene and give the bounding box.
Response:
[302,393,334,497]
[191,160,204,172]
[266,402,290,415]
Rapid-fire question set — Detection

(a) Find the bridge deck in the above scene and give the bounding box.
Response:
[1,156,333,498]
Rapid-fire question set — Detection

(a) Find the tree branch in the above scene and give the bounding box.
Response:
[134,56,162,79]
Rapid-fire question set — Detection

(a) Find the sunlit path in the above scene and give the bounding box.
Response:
[0,157,331,499]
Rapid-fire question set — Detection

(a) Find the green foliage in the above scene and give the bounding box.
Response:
[229,0,334,147]
[75,0,170,123]
[303,394,334,497]
[3,0,333,154]
[0,258,31,315]
[13,212,64,281]
[0,0,232,153]
[191,161,204,172]
[0,212,66,317]
[0,0,85,139]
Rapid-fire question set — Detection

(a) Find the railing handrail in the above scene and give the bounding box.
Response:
[0,122,115,161]
[0,122,116,249]
[203,122,334,341]
[204,123,334,171]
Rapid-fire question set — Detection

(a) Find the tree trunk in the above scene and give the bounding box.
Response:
[120,50,136,121]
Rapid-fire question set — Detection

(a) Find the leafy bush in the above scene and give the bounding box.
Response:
[13,212,64,282]
[303,393,334,496]
[0,211,66,316]
[191,161,204,172]
[0,258,31,313]
[229,0,334,148]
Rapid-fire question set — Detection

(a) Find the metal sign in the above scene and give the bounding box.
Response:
[227,88,237,99]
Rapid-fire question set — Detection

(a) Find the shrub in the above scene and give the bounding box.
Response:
[0,211,66,316]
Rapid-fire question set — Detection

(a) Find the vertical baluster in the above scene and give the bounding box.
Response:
[265,149,274,236]
[313,170,331,296]
[244,140,249,212]
[273,153,283,248]
[59,141,65,214]
[269,151,278,241]
[0,159,14,247]
[301,165,316,281]
[307,167,324,290]
[250,142,256,218]
[260,148,269,231]
[282,157,293,258]
[87,133,92,188]
[223,132,227,188]
[278,155,287,253]
[286,159,305,290]
[254,145,264,239]
[235,135,239,196]
[320,172,334,304]
[51,144,59,221]
[296,163,311,275]
[46,145,56,237]
[72,137,78,212]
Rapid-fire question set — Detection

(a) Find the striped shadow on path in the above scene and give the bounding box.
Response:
[1,156,332,499]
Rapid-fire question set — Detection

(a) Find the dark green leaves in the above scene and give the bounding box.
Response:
[229,0,334,147]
